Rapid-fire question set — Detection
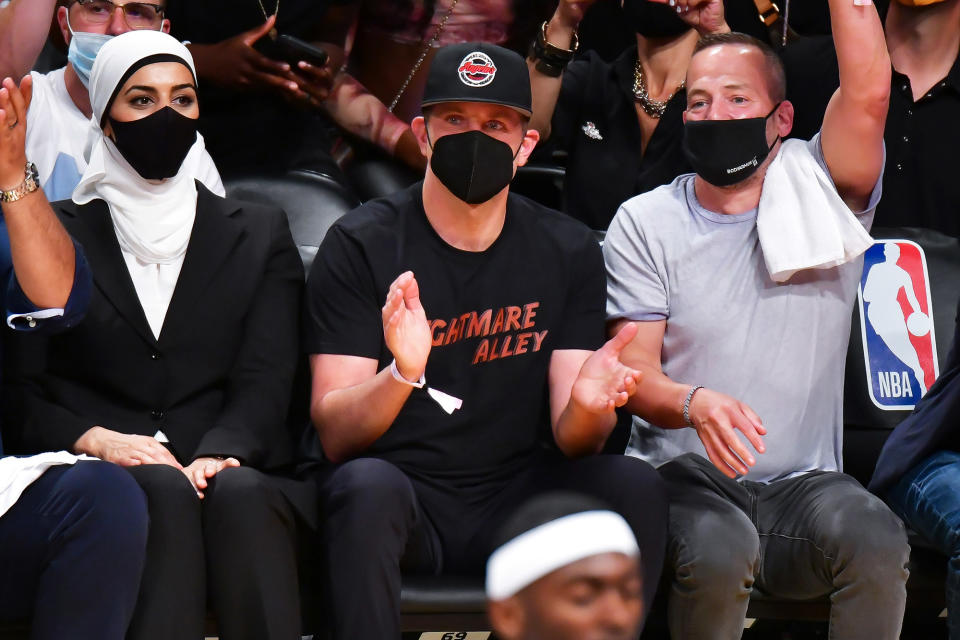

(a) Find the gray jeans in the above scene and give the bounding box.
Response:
[660,454,909,640]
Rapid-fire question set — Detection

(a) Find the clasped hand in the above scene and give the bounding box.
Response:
[74,426,240,498]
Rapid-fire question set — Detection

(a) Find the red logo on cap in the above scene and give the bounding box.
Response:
[458,52,497,87]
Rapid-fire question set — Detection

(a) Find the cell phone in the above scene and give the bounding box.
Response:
[256,33,329,68]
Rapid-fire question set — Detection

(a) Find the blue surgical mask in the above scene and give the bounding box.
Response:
[66,12,113,88]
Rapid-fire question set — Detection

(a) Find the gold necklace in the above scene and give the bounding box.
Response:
[256,0,280,37]
[633,58,684,119]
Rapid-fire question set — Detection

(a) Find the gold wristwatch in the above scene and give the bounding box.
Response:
[0,162,40,204]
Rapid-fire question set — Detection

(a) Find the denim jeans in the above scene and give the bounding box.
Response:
[886,449,960,639]
[661,453,909,640]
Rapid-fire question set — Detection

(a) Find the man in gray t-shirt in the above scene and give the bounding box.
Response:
[606,132,874,484]
[603,3,909,639]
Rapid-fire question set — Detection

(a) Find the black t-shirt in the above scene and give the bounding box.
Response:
[305,183,605,491]
[785,38,960,237]
[542,47,691,232]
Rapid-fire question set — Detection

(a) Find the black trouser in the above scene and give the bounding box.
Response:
[125,464,310,640]
[313,452,668,639]
[0,461,148,640]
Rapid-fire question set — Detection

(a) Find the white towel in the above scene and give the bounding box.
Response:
[0,451,98,519]
[756,138,874,283]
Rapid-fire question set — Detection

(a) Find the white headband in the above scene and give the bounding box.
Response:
[485,510,639,601]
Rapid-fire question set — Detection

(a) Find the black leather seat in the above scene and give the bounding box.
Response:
[512,164,566,212]
[224,169,361,275]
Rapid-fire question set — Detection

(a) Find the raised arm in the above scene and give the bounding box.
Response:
[528,0,727,140]
[612,318,766,478]
[1,76,76,309]
[526,0,594,140]
[309,271,432,463]
[0,0,58,81]
[820,0,891,210]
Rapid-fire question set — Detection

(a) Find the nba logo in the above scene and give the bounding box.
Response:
[857,240,939,410]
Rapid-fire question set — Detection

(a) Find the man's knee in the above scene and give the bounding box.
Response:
[671,506,760,594]
[821,481,909,581]
[322,458,417,520]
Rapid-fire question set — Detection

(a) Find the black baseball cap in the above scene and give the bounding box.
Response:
[421,42,532,117]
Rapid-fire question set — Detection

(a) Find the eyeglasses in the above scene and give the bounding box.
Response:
[71,0,165,30]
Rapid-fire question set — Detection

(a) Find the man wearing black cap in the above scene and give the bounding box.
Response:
[303,42,668,639]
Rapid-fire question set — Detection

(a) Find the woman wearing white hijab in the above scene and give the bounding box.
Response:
[4,31,313,640]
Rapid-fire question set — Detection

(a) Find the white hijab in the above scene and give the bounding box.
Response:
[72,31,207,337]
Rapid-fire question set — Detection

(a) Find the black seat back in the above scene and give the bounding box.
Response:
[224,170,360,275]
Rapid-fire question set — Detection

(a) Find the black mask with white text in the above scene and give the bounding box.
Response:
[107,106,198,180]
[621,0,691,39]
[682,104,781,187]
[429,130,517,205]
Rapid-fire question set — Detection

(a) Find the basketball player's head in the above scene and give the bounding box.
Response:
[486,493,643,640]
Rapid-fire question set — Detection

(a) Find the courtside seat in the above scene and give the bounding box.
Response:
[401,576,489,631]
[224,169,361,275]
[512,164,566,212]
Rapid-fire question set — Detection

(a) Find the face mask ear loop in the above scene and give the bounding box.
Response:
[425,123,435,152]
[766,101,784,152]
[65,8,76,38]
[512,134,525,161]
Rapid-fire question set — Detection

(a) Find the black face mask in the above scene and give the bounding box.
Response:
[682,103,782,187]
[107,106,198,180]
[428,130,517,205]
[621,0,691,39]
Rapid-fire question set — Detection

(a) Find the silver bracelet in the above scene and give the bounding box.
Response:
[683,385,704,426]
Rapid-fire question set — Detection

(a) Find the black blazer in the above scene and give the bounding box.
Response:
[870,296,960,495]
[4,184,303,470]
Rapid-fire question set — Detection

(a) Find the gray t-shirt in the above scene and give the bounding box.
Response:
[604,134,881,483]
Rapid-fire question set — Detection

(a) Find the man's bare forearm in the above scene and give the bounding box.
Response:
[3,190,75,309]
[311,366,414,463]
[624,362,693,429]
[0,0,59,80]
[554,400,617,457]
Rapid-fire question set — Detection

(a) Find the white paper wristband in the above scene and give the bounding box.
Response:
[390,359,425,388]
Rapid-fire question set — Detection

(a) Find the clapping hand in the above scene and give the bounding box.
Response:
[570,322,643,415]
[382,271,432,383]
